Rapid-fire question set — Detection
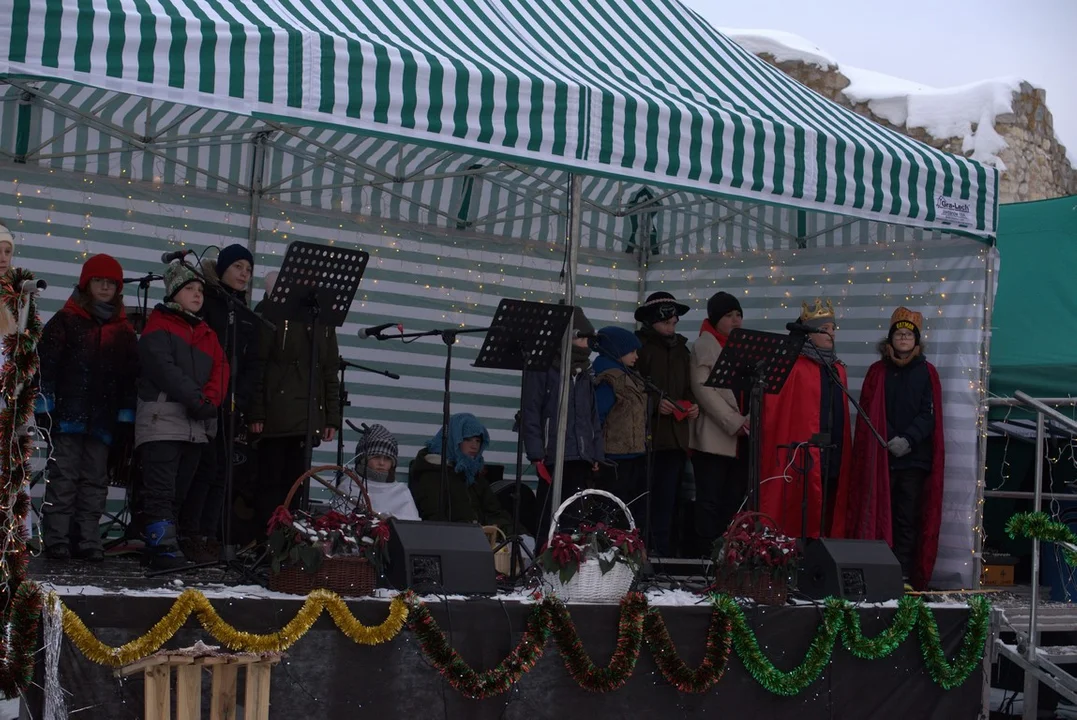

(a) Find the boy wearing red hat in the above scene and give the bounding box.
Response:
[38,254,138,561]
[846,307,945,590]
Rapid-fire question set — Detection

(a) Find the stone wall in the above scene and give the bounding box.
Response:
[752,54,1077,204]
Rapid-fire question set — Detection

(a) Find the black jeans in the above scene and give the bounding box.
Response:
[598,456,647,535]
[255,436,309,541]
[534,460,597,543]
[139,440,204,525]
[890,467,927,578]
[179,430,226,538]
[645,449,686,557]
[691,450,747,556]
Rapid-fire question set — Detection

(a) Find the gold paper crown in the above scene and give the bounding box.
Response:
[800,298,835,322]
[889,306,923,333]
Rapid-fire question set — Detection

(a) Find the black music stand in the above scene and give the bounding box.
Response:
[260,242,369,510]
[474,299,574,578]
[704,328,804,513]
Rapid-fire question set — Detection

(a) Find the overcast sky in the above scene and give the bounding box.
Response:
[684,0,1077,153]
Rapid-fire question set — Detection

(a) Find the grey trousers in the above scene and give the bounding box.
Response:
[42,433,110,552]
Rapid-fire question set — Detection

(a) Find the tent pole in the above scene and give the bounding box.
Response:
[550,174,583,516]
[972,247,998,589]
[246,133,268,262]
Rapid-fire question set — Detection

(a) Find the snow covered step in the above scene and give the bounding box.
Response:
[1002,607,1077,633]
[1038,646,1077,664]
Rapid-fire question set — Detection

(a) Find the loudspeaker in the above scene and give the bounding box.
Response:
[387,519,496,595]
[797,538,904,602]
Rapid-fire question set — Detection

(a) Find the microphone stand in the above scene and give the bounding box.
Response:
[334,357,400,487]
[124,273,163,335]
[372,325,496,519]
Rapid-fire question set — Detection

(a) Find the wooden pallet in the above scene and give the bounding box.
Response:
[116,652,281,720]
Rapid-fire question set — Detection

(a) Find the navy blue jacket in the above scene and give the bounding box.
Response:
[883,352,935,472]
[520,367,604,465]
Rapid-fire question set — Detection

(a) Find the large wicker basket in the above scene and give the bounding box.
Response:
[712,511,793,606]
[267,465,378,598]
[541,489,638,603]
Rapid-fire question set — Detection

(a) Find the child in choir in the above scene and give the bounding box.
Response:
[38,254,138,561]
[593,327,647,516]
[135,261,228,570]
[335,423,419,521]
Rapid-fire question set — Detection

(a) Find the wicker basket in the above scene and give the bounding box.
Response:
[712,511,794,606]
[541,489,638,603]
[268,465,378,597]
[483,526,514,576]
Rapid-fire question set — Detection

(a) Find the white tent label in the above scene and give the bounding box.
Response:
[935,195,975,225]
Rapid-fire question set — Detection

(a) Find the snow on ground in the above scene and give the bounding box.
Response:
[719,27,1054,169]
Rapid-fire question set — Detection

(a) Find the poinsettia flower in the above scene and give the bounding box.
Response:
[266,506,293,535]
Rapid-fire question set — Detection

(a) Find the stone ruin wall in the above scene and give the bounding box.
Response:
[756,55,1077,204]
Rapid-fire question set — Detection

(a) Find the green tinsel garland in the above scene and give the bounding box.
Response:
[1006,511,1077,566]
[838,595,920,658]
[548,592,646,692]
[917,596,991,690]
[0,582,43,698]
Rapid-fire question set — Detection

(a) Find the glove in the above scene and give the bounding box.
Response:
[191,401,218,421]
[887,436,911,458]
[535,460,552,485]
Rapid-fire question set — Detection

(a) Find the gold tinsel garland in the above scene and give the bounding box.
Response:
[58,589,408,667]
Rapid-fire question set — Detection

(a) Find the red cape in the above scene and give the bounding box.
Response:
[759,355,853,538]
[845,359,945,590]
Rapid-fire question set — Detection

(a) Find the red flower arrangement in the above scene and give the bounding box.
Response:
[538,522,646,585]
[711,513,799,583]
[267,506,391,575]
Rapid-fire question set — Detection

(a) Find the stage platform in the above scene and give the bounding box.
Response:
[24,557,985,720]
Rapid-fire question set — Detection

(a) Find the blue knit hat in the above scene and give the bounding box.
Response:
[215,243,254,278]
[595,326,641,360]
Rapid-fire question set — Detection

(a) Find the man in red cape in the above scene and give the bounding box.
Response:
[760,299,853,539]
[845,307,945,590]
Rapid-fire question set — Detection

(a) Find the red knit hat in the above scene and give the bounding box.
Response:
[78,254,124,290]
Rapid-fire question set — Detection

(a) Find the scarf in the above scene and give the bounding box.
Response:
[90,300,115,323]
[699,318,728,347]
[885,343,922,368]
[165,301,202,323]
[553,344,592,373]
[424,413,489,485]
[800,340,839,367]
[639,324,680,348]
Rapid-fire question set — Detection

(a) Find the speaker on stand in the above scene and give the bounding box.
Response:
[796,538,905,602]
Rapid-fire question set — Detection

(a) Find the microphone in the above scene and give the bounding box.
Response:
[19,278,46,295]
[786,322,828,335]
[161,249,195,264]
[359,322,397,339]
[123,274,164,284]
[573,329,603,340]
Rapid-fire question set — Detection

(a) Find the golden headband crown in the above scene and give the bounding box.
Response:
[800,298,835,322]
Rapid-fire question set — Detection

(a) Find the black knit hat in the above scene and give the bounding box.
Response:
[571,306,594,337]
[706,292,742,325]
[634,291,689,324]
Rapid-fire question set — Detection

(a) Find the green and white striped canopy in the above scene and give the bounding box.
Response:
[0,0,999,243]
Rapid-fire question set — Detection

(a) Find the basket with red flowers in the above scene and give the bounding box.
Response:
[711,512,798,605]
[538,489,644,603]
[266,465,390,597]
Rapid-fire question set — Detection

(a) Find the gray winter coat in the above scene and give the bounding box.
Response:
[520,367,604,464]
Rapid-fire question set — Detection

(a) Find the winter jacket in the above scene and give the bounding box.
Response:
[248,300,341,438]
[595,357,648,457]
[689,330,746,457]
[408,449,512,533]
[37,296,138,446]
[635,327,694,451]
[520,367,604,465]
[878,342,936,472]
[135,305,229,448]
[198,259,261,414]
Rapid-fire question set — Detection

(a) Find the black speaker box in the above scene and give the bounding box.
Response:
[386,519,496,595]
[797,538,904,602]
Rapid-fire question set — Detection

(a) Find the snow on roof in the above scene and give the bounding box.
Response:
[719,27,1029,169]
[718,28,836,69]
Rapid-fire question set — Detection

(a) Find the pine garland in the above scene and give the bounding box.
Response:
[1006,511,1077,566]
[0,582,43,698]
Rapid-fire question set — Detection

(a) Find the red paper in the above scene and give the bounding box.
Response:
[671,399,694,422]
[535,461,552,484]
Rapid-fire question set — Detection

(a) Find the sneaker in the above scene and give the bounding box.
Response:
[145,551,188,571]
[76,547,105,563]
[44,545,71,561]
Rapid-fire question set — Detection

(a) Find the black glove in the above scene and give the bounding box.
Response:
[192,401,218,421]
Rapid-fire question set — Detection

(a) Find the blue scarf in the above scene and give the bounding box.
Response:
[425,413,489,485]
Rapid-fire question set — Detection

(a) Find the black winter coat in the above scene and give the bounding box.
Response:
[198,260,261,414]
[881,347,935,472]
[38,296,138,446]
[634,327,694,452]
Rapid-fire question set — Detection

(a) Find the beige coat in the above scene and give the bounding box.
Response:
[689,332,747,457]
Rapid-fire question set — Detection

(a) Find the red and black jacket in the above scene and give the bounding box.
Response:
[137,304,229,412]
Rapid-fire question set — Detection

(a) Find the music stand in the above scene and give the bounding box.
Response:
[704,328,805,512]
[473,300,574,578]
[260,241,369,510]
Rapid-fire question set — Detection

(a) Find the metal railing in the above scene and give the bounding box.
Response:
[985,392,1077,720]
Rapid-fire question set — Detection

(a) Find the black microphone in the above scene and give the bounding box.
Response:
[359,322,396,339]
[122,274,164,284]
[161,249,195,264]
[19,278,46,294]
[786,322,828,335]
[573,330,603,340]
